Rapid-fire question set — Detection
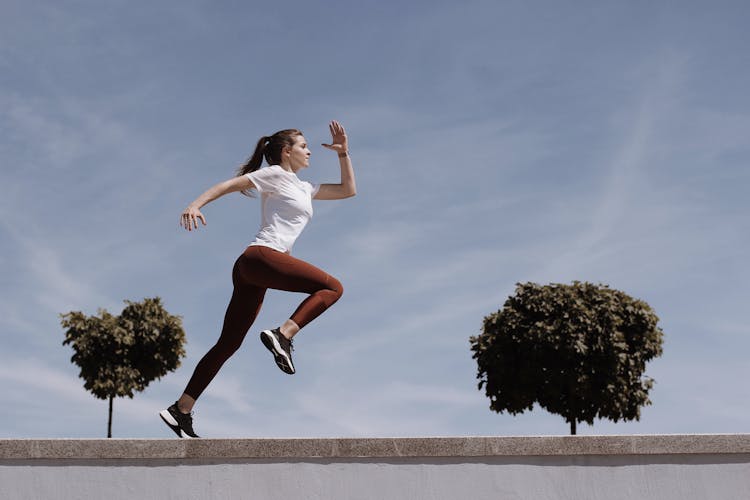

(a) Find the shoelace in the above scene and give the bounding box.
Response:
[277,331,294,351]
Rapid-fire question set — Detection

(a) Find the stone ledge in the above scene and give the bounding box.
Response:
[2,435,749,461]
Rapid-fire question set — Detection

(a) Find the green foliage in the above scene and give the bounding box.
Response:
[470,282,664,432]
[61,297,186,400]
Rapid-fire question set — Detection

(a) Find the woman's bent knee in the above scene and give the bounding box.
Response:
[329,276,344,300]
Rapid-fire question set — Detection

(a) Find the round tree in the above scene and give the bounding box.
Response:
[470,282,664,434]
[61,297,186,437]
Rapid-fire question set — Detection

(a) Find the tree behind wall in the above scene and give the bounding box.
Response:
[61,297,186,437]
[470,282,664,434]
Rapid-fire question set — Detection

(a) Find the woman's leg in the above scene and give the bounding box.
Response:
[180,259,266,408]
[237,246,344,332]
[241,246,343,375]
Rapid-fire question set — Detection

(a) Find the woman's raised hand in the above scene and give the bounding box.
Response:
[321,120,348,154]
[180,205,207,231]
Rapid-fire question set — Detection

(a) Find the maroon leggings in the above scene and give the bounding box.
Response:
[183,245,343,399]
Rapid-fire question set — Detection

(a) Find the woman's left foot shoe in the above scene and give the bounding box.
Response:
[260,328,296,374]
[159,402,200,438]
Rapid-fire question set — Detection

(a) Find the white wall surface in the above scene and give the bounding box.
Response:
[3,454,750,500]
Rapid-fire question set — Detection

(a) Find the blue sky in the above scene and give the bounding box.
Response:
[1,0,748,438]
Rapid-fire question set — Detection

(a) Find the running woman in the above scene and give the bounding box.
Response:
[160,120,355,438]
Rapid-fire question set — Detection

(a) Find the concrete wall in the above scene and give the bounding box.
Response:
[2,435,749,500]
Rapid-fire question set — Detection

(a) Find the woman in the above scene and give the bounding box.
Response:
[160,120,356,438]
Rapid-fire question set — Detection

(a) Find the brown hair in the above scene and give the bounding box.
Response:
[236,129,303,196]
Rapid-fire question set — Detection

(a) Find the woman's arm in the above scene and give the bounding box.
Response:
[180,175,255,231]
[315,120,357,201]
[314,152,356,200]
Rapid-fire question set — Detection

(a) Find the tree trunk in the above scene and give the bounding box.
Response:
[570,419,576,435]
[107,396,113,438]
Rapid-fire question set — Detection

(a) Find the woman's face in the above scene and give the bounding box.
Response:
[286,135,311,171]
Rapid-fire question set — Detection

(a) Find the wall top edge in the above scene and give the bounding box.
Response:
[2,434,749,460]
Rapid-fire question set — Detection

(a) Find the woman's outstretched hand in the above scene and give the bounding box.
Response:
[321,120,348,154]
[180,205,207,231]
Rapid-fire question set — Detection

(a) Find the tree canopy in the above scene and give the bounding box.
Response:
[470,282,664,434]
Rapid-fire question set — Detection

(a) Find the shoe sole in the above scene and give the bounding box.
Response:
[260,330,295,374]
[159,410,196,439]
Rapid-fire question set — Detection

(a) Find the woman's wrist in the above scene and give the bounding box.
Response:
[189,199,205,210]
[338,151,349,158]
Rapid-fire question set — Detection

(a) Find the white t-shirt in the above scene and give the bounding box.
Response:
[245,165,319,253]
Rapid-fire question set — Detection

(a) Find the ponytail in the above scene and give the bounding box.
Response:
[236,136,270,197]
[237,136,270,176]
[236,129,303,197]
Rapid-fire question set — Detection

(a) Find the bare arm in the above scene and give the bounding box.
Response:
[314,153,356,200]
[315,120,357,201]
[180,175,255,231]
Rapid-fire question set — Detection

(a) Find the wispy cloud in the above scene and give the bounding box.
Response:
[0,358,90,404]
[294,378,477,436]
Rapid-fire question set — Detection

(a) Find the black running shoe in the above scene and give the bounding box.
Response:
[159,402,199,438]
[260,328,296,374]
